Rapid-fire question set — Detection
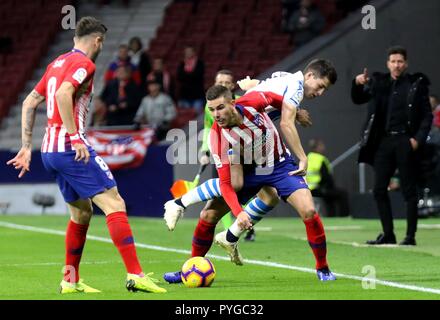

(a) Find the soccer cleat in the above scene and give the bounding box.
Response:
[59,279,101,294]
[214,231,244,266]
[164,200,185,231]
[163,271,183,284]
[126,273,167,293]
[316,268,337,281]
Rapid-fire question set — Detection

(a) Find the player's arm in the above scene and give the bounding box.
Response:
[56,81,90,163]
[279,101,308,176]
[237,76,260,92]
[200,104,213,165]
[6,90,45,178]
[209,126,251,229]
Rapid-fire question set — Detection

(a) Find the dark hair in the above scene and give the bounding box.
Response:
[308,138,323,151]
[119,44,129,50]
[129,37,143,50]
[206,85,233,101]
[216,69,234,79]
[387,45,407,60]
[75,16,107,38]
[304,59,337,85]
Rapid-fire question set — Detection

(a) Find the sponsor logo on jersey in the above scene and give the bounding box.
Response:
[213,154,222,168]
[72,68,88,84]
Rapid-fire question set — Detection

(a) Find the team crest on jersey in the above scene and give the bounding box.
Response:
[72,68,88,84]
[253,114,265,127]
[295,87,304,103]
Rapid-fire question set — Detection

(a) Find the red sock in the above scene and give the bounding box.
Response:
[106,212,142,275]
[303,213,328,270]
[64,220,89,283]
[192,218,216,257]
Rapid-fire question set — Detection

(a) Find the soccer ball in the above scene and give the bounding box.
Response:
[181,256,216,288]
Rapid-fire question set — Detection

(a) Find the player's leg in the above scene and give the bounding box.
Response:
[60,199,101,293]
[226,186,279,241]
[63,199,93,284]
[92,187,166,293]
[164,197,230,283]
[164,178,222,230]
[193,197,230,257]
[286,188,335,281]
[214,186,278,264]
[164,176,246,231]
[41,153,100,293]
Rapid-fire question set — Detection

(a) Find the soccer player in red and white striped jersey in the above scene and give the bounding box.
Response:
[164,60,339,283]
[7,17,166,294]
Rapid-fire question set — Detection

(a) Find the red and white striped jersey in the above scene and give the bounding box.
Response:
[34,49,95,153]
[208,91,287,216]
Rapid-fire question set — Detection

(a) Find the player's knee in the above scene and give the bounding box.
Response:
[71,207,93,224]
[200,209,220,224]
[231,179,243,192]
[103,192,126,215]
[265,196,279,208]
[301,207,316,220]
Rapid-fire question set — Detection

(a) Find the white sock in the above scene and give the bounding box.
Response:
[181,178,221,207]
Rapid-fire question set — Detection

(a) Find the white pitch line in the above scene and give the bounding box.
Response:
[419,224,440,230]
[0,261,119,268]
[1,221,440,296]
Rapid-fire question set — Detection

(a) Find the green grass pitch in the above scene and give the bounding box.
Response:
[0,215,440,300]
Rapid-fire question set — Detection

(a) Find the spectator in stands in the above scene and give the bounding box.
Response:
[176,46,205,113]
[90,97,107,127]
[146,57,175,99]
[104,44,141,85]
[100,65,143,126]
[128,37,151,88]
[281,0,301,32]
[352,46,432,246]
[284,0,326,47]
[134,80,176,141]
[307,138,350,217]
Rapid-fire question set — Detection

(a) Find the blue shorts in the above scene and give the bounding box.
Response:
[240,155,308,202]
[41,148,117,203]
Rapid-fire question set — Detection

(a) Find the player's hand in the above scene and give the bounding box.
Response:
[296,108,312,127]
[6,147,32,178]
[73,143,90,164]
[289,157,307,176]
[200,154,210,166]
[237,76,260,91]
[410,138,419,151]
[237,211,253,230]
[355,68,370,86]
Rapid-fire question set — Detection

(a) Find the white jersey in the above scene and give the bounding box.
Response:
[247,71,305,115]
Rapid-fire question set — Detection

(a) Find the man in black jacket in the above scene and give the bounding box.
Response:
[351,46,432,246]
[100,65,143,126]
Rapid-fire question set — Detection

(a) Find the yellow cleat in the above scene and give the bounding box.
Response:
[126,273,167,293]
[59,279,101,294]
